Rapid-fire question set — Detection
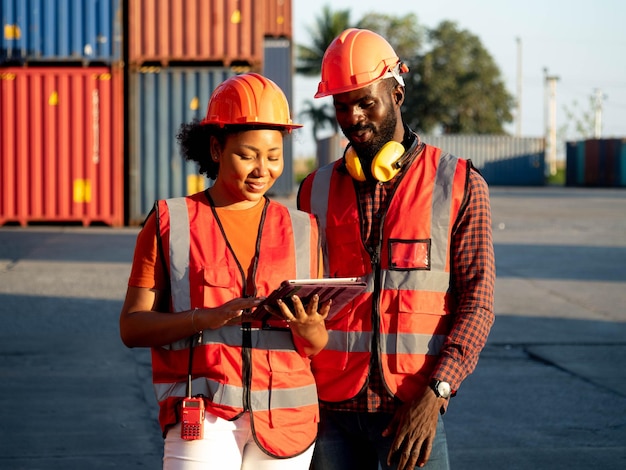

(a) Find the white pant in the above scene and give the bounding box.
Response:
[163,411,315,470]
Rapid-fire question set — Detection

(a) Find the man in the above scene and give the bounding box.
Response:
[297,29,496,470]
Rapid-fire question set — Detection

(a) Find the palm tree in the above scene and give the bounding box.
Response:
[298,100,338,142]
[296,5,352,163]
[298,100,339,167]
[296,5,352,76]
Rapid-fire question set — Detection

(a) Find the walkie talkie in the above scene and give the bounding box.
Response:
[181,333,204,440]
[180,396,205,440]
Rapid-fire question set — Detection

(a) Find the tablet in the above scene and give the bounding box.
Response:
[248,277,367,322]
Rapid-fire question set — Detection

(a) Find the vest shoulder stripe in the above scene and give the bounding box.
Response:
[165,198,191,312]
[287,208,313,279]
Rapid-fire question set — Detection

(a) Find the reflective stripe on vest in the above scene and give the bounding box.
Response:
[311,163,334,276]
[166,198,191,313]
[154,378,318,410]
[326,330,446,356]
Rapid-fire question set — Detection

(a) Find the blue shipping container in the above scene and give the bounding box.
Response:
[1,0,121,64]
[263,37,295,196]
[565,140,585,186]
[128,65,235,224]
[620,139,626,187]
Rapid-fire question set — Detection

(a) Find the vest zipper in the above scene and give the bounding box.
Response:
[242,323,252,412]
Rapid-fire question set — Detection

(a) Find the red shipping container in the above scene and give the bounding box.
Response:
[127,0,265,66]
[264,0,293,38]
[584,139,601,186]
[0,66,124,227]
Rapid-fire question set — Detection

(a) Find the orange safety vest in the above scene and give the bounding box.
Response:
[152,193,321,457]
[298,143,470,403]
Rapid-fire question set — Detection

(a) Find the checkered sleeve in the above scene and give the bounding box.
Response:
[431,169,496,392]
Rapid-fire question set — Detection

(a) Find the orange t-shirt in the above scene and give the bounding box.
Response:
[128,200,265,292]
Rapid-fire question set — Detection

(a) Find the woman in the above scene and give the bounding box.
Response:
[120,73,330,470]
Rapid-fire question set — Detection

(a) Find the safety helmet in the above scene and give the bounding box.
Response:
[202,73,302,130]
[315,28,409,98]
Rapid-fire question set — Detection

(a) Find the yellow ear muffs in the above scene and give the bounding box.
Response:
[370,141,406,182]
[345,141,407,182]
[344,146,366,181]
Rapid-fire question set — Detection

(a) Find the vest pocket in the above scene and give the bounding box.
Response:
[267,350,317,428]
[388,239,431,270]
[267,349,309,373]
[203,265,239,305]
[384,291,448,374]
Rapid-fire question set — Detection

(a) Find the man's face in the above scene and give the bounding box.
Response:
[332,80,398,163]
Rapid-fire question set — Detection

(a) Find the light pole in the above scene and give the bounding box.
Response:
[544,68,559,176]
[516,37,522,137]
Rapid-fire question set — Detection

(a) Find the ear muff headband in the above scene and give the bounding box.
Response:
[345,141,407,182]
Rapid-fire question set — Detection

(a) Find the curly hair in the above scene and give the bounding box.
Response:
[177,121,289,180]
[177,119,221,180]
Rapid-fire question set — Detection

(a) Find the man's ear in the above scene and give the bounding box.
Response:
[393,86,405,106]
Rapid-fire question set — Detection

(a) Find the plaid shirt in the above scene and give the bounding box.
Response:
[322,138,495,413]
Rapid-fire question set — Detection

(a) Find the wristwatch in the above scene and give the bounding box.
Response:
[431,379,452,399]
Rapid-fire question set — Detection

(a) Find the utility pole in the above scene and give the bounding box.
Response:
[544,68,559,176]
[593,88,606,138]
[516,37,522,137]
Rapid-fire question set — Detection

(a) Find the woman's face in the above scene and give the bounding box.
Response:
[211,129,284,208]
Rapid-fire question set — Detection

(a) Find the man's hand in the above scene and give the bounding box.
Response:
[382,386,445,469]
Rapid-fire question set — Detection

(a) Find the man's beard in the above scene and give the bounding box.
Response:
[344,107,398,165]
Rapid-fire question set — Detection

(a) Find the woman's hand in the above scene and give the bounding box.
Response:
[120,286,264,348]
[198,297,264,329]
[276,294,331,356]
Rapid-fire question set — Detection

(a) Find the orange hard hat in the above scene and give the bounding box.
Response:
[315,28,409,98]
[202,73,302,130]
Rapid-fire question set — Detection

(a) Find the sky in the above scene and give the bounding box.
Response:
[290,0,626,158]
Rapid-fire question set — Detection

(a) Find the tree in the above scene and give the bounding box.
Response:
[295,5,352,161]
[356,12,425,65]
[404,21,514,134]
[559,93,601,140]
[296,5,352,76]
[298,99,338,142]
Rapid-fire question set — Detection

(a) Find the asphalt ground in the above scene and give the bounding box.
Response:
[0,186,625,469]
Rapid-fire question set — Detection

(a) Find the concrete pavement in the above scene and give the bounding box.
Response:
[0,186,625,469]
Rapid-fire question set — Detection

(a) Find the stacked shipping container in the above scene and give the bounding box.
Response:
[126,0,296,224]
[1,0,297,226]
[0,66,124,226]
[1,0,122,64]
[127,0,264,66]
[1,0,124,226]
